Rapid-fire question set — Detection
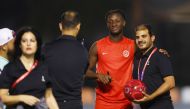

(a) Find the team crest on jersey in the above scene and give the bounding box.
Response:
[123,50,129,57]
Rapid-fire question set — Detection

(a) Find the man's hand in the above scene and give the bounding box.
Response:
[133,92,154,104]
[97,72,112,85]
[159,49,170,57]
[18,95,40,106]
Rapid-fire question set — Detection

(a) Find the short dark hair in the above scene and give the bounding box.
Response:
[60,10,80,29]
[105,9,126,21]
[135,24,153,36]
[14,26,42,60]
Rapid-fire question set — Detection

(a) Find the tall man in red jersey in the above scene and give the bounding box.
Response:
[85,9,134,109]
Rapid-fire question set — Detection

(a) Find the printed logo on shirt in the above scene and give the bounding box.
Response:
[41,75,45,82]
[123,50,129,57]
[102,52,108,55]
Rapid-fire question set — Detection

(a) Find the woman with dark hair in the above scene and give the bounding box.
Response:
[13,27,42,61]
[0,27,58,109]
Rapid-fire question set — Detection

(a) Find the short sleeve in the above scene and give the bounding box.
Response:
[42,64,52,88]
[157,53,173,77]
[0,63,15,89]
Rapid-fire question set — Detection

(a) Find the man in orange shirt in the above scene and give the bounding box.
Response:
[85,9,134,109]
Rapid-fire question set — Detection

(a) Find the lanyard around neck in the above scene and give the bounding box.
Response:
[138,48,157,81]
[11,60,38,88]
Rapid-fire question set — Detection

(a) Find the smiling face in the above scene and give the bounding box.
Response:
[20,32,37,56]
[135,29,155,51]
[107,13,125,36]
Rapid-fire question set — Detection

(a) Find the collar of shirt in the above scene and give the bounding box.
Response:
[142,46,156,58]
[0,56,8,63]
[14,58,28,71]
[0,56,9,70]
[57,35,77,40]
[144,46,155,57]
[14,58,39,72]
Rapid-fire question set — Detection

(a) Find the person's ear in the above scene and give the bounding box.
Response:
[59,23,63,31]
[123,21,126,27]
[76,23,81,31]
[1,45,7,51]
[151,35,155,42]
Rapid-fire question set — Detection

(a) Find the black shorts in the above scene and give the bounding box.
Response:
[140,99,174,109]
[58,100,82,109]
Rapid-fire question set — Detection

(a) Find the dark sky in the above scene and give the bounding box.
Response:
[1,0,190,87]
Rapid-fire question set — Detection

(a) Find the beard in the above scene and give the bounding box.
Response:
[7,49,15,61]
[137,42,149,50]
[138,42,153,54]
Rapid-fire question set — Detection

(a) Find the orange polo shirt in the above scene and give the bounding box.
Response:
[95,36,135,109]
